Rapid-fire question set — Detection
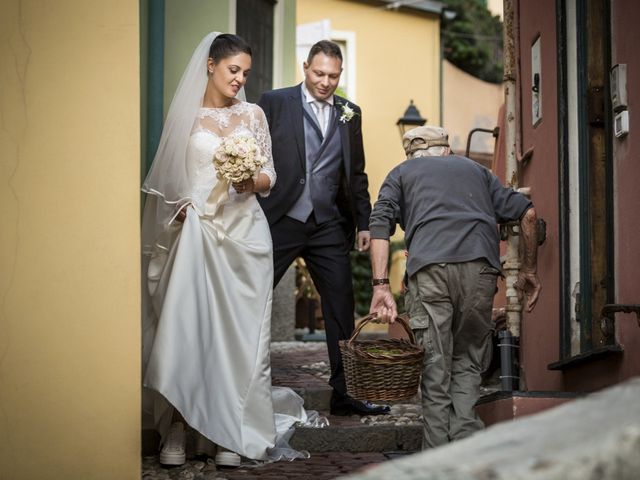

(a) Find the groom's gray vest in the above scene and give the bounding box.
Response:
[287,99,343,224]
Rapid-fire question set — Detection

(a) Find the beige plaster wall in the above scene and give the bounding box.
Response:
[297,0,441,203]
[487,0,504,19]
[443,60,503,155]
[0,1,141,478]
[280,0,298,88]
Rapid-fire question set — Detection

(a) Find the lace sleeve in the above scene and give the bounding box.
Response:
[250,104,276,197]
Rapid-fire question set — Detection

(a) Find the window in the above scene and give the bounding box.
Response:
[331,31,356,101]
[552,0,616,368]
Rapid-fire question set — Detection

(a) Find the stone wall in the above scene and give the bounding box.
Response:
[343,377,640,480]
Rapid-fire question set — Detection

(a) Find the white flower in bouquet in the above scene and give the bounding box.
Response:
[213,135,267,183]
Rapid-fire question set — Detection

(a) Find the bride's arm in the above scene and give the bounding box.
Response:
[252,104,276,197]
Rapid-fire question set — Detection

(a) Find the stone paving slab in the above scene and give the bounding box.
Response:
[222,452,403,480]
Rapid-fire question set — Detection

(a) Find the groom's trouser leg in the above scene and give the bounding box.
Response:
[302,217,354,397]
[270,215,354,396]
[271,216,306,287]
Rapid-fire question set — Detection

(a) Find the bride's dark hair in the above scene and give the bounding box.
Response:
[209,34,252,62]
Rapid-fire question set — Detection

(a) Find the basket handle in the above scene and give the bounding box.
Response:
[348,313,416,347]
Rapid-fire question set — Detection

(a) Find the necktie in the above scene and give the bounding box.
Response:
[313,100,327,136]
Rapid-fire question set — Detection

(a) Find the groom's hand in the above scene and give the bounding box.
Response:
[357,230,371,252]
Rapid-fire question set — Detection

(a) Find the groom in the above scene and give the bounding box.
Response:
[258,40,389,416]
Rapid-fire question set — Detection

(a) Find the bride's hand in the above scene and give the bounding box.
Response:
[232,178,254,194]
[175,205,190,223]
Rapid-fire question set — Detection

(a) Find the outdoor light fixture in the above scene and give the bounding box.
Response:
[442,7,457,21]
[396,99,427,138]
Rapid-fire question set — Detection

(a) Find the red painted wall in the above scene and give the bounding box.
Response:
[608,0,640,384]
[513,0,564,391]
[476,396,574,426]
[511,0,640,392]
[563,0,640,390]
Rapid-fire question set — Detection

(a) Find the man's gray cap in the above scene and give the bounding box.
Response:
[403,125,449,156]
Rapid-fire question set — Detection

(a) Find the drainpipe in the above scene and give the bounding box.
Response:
[503,0,522,339]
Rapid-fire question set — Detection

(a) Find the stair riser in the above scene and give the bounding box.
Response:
[290,425,421,453]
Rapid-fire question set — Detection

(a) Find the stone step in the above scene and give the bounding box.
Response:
[290,422,421,454]
[290,405,422,453]
[142,405,422,456]
[291,384,333,411]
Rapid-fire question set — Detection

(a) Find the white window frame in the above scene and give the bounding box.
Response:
[331,30,357,101]
[272,0,285,88]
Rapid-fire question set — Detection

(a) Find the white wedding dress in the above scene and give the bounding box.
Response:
[142,101,307,461]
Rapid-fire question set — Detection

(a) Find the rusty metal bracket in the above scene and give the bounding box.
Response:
[588,86,605,126]
[516,145,534,164]
[600,304,640,337]
[499,221,518,241]
[536,218,547,245]
[465,127,499,158]
[499,218,546,245]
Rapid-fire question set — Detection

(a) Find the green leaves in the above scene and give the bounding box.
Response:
[351,250,373,316]
[441,0,504,84]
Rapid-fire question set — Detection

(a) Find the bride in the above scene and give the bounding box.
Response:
[141,32,308,467]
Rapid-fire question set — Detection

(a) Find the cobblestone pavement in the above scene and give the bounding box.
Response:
[141,341,418,479]
[142,452,409,480]
[270,341,331,389]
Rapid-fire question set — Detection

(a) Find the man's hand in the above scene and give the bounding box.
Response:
[518,207,541,312]
[357,230,371,252]
[369,237,393,320]
[369,285,398,323]
[515,270,541,312]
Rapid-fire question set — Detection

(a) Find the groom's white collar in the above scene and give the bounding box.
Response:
[301,82,335,106]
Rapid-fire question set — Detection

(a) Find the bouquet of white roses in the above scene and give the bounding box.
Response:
[213,135,267,183]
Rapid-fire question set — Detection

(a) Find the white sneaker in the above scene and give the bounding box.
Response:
[159,422,186,466]
[214,447,241,468]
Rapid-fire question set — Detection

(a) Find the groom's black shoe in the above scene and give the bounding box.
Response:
[329,392,390,416]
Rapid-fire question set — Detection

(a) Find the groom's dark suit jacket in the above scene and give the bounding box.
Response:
[257,84,371,246]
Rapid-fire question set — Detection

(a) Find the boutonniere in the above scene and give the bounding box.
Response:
[338,103,357,123]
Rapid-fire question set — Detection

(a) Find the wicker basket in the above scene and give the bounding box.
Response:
[340,313,424,402]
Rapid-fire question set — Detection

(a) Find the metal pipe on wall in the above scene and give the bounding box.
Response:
[503,0,523,339]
